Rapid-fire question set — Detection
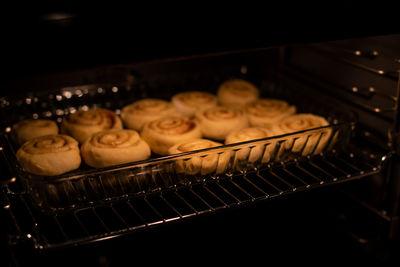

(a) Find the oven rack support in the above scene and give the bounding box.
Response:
[286,44,400,120]
[2,149,385,251]
[286,42,400,243]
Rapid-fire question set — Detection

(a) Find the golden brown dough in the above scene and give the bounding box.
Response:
[16,134,81,176]
[244,99,296,129]
[195,106,249,141]
[168,138,231,175]
[61,108,123,143]
[225,127,276,164]
[171,91,218,117]
[141,116,202,155]
[217,79,259,107]
[271,113,332,155]
[12,119,59,146]
[121,98,179,131]
[81,129,151,168]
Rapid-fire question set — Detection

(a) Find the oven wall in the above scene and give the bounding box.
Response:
[285,34,400,241]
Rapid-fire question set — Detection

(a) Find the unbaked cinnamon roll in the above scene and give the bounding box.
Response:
[16,134,81,176]
[61,108,123,143]
[12,119,59,146]
[171,91,218,117]
[121,98,179,131]
[271,113,332,156]
[225,127,275,164]
[244,99,296,129]
[141,116,202,155]
[168,138,231,175]
[81,129,151,168]
[195,106,249,141]
[217,79,259,107]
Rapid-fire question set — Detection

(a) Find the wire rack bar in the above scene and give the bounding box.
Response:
[3,150,384,251]
[188,187,214,211]
[243,175,269,197]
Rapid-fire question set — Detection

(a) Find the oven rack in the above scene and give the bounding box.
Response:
[3,146,386,251]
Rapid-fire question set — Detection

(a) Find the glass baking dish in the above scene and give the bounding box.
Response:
[0,73,356,214]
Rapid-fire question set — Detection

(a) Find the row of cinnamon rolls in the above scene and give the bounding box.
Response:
[13,79,332,176]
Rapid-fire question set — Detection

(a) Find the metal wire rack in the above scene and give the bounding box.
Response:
[3,145,386,251]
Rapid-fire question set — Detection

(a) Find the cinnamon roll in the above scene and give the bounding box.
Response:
[61,108,123,143]
[195,106,249,141]
[121,98,179,131]
[225,127,275,164]
[271,113,332,155]
[217,79,259,107]
[16,134,81,176]
[172,91,218,117]
[12,119,59,146]
[168,138,231,175]
[141,116,202,155]
[81,129,151,168]
[244,99,296,129]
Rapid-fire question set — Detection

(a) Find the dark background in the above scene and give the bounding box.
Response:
[2,2,398,83]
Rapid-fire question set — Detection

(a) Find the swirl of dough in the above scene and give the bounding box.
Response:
[244,99,296,129]
[168,138,231,175]
[12,119,59,146]
[172,91,218,117]
[195,106,248,141]
[226,127,276,165]
[61,108,123,143]
[121,98,179,131]
[16,134,81,176]
[148,116,196,134]
[141,116,202,155]
[271,113,332,155]
[81,129,151,168]
[217,79,259,107]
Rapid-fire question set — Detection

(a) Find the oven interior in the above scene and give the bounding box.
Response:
[1,34,400,265]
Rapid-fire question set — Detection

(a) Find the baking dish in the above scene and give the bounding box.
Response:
[0,72,356,213]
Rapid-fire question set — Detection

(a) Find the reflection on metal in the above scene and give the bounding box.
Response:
[42,12,75,22]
